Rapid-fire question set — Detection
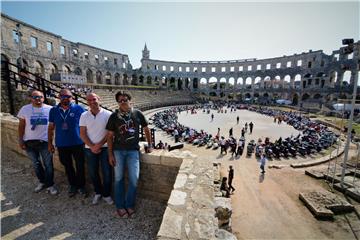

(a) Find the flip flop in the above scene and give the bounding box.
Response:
[126,208,136,218]
[116,209,129,218]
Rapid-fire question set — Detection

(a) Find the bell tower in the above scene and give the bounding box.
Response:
[142,43,150,60]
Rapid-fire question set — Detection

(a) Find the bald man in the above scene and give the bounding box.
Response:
[80,93,113,205]
[48,88,86,198]
[18,90,58,195]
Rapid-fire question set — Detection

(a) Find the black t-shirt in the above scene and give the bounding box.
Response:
[106,109,148,150]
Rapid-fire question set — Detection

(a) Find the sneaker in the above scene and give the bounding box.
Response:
[47,185,59,195]
[34,183,46,193]
[78,188,88,198]
[92,194,101,205]
[68,185,77,198]
[103,196,114,205]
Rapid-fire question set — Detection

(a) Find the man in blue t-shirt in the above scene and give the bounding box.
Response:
[48,89,86,198]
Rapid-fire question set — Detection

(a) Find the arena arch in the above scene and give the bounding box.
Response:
[245,77,252,89]
[49,63,58,74]
[219,77,227,90]
[123,74,129,85]
[139,75,144,85]
[342,71,351,85]
[34,60,45,77]
[236,77,244,89]
[302,93,310,101]
[114,73,121,85]
[284,75,291,88]
[86,69,93,83]
[105,72,111,85]
[209,77,218,91]
[74,67,82,76]
[254,76,261,89]
[177,78,183,90]
[96,71,102,84]
[62,65,71,74]
[313,93,322,100]
[147,76,152,85]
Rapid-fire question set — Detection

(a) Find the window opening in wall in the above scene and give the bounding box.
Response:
[95,54,99,62]
[257,64,261,70]
[320,60,325,67]
[60,46,65,55]
[170,66,174,71]
[297,60,302,66]
[221,67,226,72]
[348,53,354,60]
[46,41,53,52]
[287,61,291,67]
[72,49,78,57]
[193,67,198,72]
[123,63,126,68]
[308,61,312,68]
[334,54,339,61]
[230,66,234,72]
[276,63,281,69]
[104,57,109,64]
[162,66,167,71]
[84,52,89,59]
[247,65,252,71]
[211,67,216,72]
[266,64,271,70]
[179,66,182,72]
[239,66,243,71]
[114,58,118,65]
[12,30,19,43]
[30,36,37,48]
[202,67,206,72]
[186,67,190,72]
[155,64,158,70]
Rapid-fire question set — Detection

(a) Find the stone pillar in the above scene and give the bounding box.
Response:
[336,72,344,87]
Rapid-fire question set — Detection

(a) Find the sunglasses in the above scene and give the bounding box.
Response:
[118,99,129,103]
[60,95,72,99]
[31,96,43,99]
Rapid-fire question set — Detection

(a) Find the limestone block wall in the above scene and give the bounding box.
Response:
[0,114,180,202]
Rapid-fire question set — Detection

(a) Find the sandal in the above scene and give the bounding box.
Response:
[116,209,129,218]
[126,208,136,218]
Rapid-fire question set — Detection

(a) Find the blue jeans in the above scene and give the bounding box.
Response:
[85,148,112,197]
[113,150,140,209]
[25,141,54,187]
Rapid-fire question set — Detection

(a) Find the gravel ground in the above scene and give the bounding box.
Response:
[1,147,166,240]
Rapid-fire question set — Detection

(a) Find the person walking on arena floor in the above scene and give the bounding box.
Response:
[260,153,267,174]
[228,165,235,193]
[106,91,153,218]
[249,121,254,134]
[48,88,87,198]
[18,90,58,195]
[236,116,239,124]
[80,93,113,205]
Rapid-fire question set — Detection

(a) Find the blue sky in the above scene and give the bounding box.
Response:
[1,1,359,68]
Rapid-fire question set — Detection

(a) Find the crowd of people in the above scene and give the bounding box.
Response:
[18,89,152,218]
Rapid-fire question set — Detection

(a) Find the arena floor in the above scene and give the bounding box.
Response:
[148,108,360,240]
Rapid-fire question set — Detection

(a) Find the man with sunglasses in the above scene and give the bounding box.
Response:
[106,91,153,218]
[48,89,87,198]
[18,90,58,195]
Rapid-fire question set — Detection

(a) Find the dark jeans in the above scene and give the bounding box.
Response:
[85,148,112,197]
[25,141,54,187]
[228,178,235,192]
[58,144,86,189]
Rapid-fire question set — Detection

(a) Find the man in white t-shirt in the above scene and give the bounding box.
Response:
[17,90,58,195]
[80,93,113,205]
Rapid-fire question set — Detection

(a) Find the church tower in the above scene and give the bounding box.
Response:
[142,43,150,60]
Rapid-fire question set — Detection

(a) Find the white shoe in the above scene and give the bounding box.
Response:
[34,183,45,193]
[103,196,114,205]
[47,186,58,195]
[92,194,102,205]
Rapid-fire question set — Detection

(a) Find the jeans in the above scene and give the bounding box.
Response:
[113,150,140,209]
[25,141,54,187]
[85,148,112,197]
[58,144,86,189]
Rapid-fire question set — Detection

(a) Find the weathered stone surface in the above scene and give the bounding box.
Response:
[305,170,325,179]
[173,173,188,189]
[215,229,238,240]
[214,198,233,227]
[157,207,183,239]
[299,191,354,219]
[168,190,187,206]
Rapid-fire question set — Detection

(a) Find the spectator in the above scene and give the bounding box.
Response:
[106,91,153,218]
[80,93,113,205]
[17,90,58,195]
[48,89,86,198]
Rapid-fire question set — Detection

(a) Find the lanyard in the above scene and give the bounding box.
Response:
[58,107,71,122]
